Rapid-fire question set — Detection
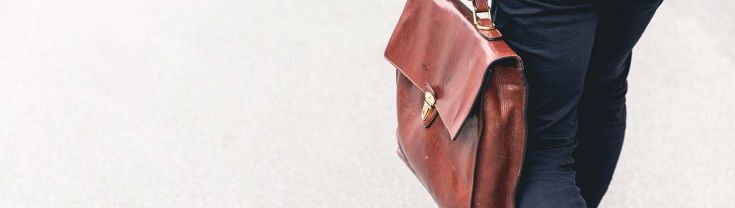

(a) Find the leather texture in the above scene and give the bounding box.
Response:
[385,0,528,207]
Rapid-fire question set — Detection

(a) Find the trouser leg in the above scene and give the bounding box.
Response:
[572,1,663,207]
[493,0,601,207]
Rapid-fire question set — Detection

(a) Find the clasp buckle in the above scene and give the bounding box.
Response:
[421,91,438,128]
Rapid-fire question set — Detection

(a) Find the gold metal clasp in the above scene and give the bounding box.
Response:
[421,91,438,128]
[468,0,495,30]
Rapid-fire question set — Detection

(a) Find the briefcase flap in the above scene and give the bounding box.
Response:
[384,0,522,139]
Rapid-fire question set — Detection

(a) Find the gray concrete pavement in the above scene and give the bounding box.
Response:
[0,0,733,207]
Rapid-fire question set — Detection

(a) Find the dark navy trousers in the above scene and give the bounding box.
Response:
[492,0,663,207]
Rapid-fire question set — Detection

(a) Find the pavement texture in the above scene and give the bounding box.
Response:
[1,0,734,207]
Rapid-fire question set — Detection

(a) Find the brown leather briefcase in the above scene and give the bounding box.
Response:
[384,0,527,207]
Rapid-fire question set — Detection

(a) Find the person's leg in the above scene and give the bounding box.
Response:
[492,0,602,207]
[572,0,663,207]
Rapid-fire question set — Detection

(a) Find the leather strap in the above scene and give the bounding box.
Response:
[473,0,489,12]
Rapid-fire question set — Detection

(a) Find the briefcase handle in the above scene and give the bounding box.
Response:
[465,0,503,40]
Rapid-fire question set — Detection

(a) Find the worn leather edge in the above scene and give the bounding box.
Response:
[469,64,528,208]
